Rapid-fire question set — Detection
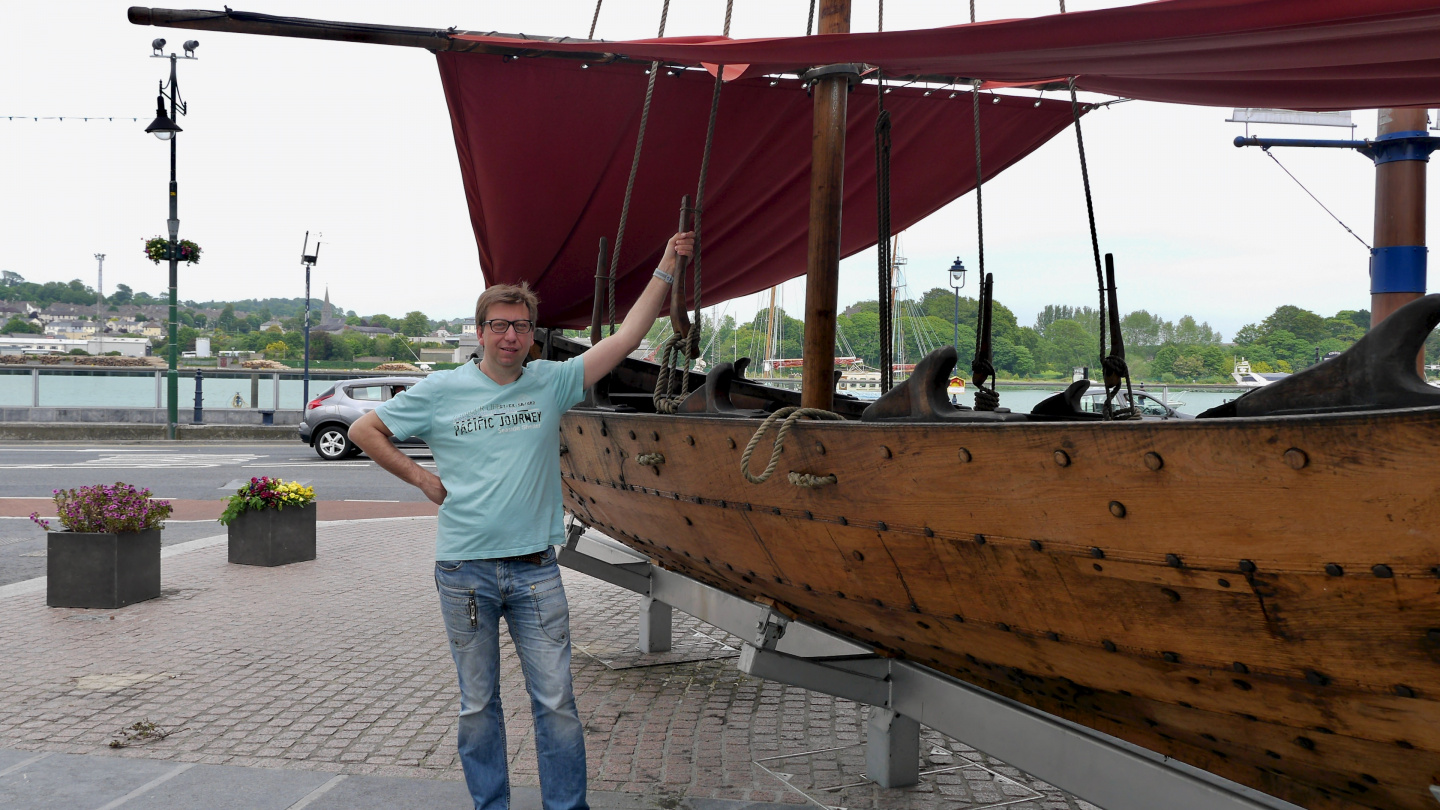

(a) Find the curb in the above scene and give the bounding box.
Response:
[0,424,299,441]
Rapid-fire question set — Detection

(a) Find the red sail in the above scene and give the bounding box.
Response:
[438,55,1079,326]
[453,0,1440,111]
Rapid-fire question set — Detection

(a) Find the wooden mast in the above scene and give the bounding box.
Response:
[799,0,852,410]
[1371,109,1428,313]
[1371,107,1428,374]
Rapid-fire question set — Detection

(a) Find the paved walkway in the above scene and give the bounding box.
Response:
[0,517,1100,810]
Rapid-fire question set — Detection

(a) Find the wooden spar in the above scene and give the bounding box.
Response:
[1372,108,1428,376]
[799,0,852,411]
[590,236,608,344]
[127,6,616,59]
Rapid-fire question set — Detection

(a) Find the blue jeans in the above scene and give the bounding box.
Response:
[435,548,588,810]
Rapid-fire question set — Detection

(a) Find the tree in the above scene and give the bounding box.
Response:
[1119,310,1163,348]
[3,316,41,334]
[1152,345,1180,375]
[400,311,430,337]
[1259,329,1313,369]
[1,270,23,287]
[217,304,239,333]
[264,341,290,360]
[1261,305,1327,344]
[110,283,133,306]
[1041,319,1095,371]
[1233,323,1263,345]
[1171,354,1206,380]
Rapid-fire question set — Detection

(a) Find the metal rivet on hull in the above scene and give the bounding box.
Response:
[1143,452,1164,471]
[1324,563,1343,577]
[1372,564,1394,578]
[1283,448,1309,469]
[1239,559,1257,574]
[1165,553,1182,568]
[1109,501,1126,518]
[1054,450,1071,467]
[957,448,972,463]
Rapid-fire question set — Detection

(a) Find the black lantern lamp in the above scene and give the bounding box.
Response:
[144,95,181,140]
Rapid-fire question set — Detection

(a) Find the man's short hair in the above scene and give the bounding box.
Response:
[474,283,539,325]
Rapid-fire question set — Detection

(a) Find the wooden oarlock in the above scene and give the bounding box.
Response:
[590,236,608,345]
[671,195,693,344]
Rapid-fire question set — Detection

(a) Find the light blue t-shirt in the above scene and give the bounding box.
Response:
[372,357,586,560]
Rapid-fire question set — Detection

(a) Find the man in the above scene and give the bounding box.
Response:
[349,230,694,810]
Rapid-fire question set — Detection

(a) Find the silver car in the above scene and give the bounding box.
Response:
[298,377,427,460]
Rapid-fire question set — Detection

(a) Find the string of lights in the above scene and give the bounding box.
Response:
[3,116,145,122]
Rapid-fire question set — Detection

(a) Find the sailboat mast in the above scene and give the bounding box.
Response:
[764,286,778,370]
[799,0,852,410]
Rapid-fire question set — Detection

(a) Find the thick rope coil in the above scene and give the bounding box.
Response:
[635,452,665,466]
[653,325,702,414]
[971,358,999,411]
[973,385,999,411]
[740,406,843,485]
[788,472,837,488]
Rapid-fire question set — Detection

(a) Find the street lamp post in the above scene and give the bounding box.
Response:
[144,38,198,440]
[948,257,967,351]
[300,233,321,408]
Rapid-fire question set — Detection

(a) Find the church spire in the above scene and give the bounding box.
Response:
[321,287,332,323]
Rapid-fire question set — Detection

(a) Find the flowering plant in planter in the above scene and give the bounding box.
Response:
[143,236,203,265]
[30,483,172,533]
[219,477,316,526]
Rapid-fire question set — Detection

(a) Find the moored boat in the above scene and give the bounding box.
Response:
[129,3,1440,807]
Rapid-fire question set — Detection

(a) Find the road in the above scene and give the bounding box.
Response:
[0,441,436,587]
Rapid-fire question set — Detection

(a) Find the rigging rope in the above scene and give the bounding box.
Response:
[1263,148,1371,250]
[608,0,671,337]
[652,0,732,414]
[1067,78,1108,385]
[807,0,816,35]
[740,407,844,486]
[588,0,602,39]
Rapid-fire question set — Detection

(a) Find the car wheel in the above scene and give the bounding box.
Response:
[315,426,352,461]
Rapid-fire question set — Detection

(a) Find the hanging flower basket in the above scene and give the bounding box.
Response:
[144,236,202,265]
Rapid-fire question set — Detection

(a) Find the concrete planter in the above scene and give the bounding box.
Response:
[47,529,161,609]
[227,504,316,567]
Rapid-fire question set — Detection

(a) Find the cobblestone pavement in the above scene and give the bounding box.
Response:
[0,517,1102,810]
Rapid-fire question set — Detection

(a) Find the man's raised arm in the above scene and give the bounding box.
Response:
[581,231,694,390]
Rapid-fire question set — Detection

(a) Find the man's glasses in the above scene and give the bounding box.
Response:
[481,319,534,335]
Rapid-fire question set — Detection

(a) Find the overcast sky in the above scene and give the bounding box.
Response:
[2,1,1430,339]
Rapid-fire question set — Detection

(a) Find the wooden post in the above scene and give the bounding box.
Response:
[800,0,852,411]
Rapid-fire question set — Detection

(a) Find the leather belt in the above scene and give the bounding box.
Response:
[496,551,547,565]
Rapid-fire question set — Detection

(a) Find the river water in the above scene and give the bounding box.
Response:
[0,367,1244,415]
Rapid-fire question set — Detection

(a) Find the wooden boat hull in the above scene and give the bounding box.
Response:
[558,406,1440,810]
